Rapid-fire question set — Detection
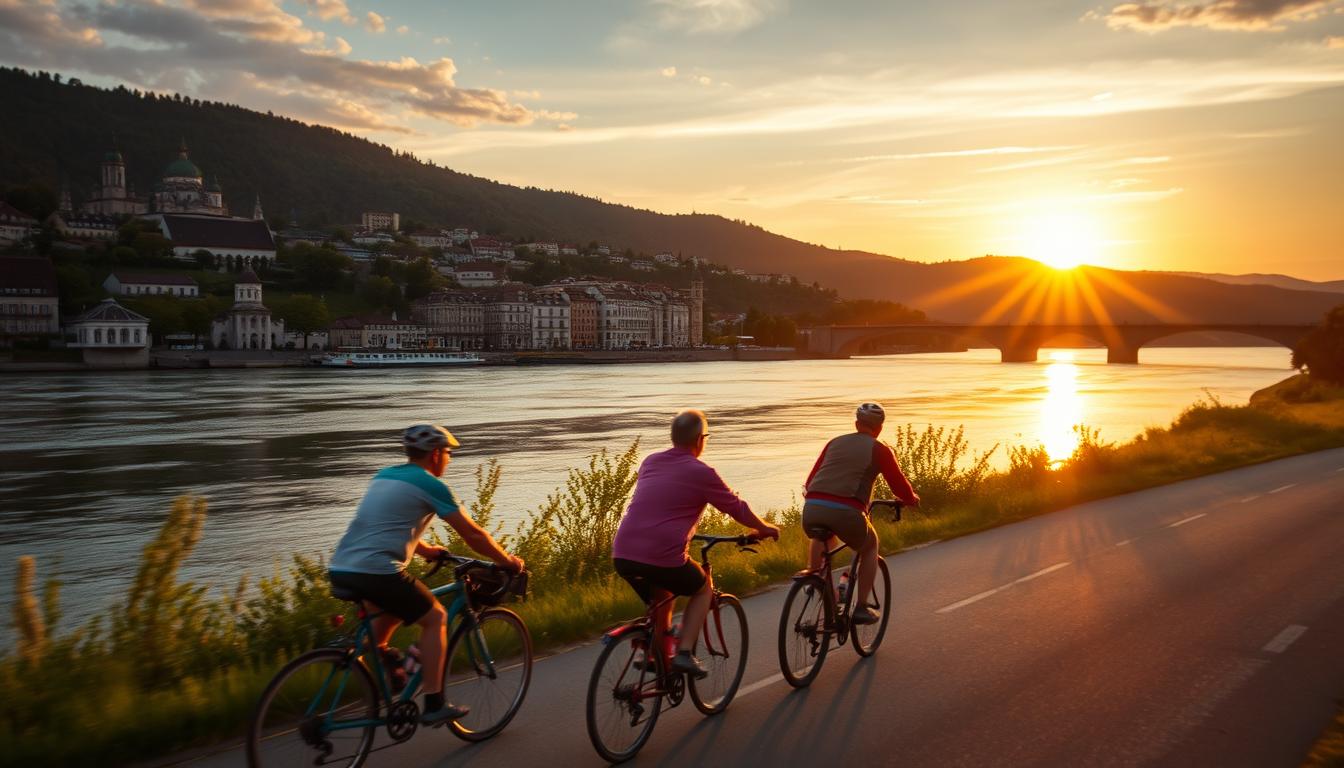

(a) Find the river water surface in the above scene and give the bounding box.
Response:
[0,347,1293,629]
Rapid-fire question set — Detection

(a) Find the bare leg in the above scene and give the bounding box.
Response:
[809,536,837,571]
[365,601,402,649]
[678,575,713,653]
[415,602,448,696]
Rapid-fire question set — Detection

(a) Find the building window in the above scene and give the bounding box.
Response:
[134,329,142,344]
[120,328,129,344]
[94,328,102,343]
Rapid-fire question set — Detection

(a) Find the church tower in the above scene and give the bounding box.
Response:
[253,194,265,221]
[100,149,127,201]
[689,257,704,346]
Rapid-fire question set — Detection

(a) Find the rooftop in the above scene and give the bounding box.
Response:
[159,214,275,250]
[0,255,58,295]
[74,298,149,324]
[111,272,199,286]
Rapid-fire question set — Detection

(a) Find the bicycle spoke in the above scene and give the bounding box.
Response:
[248,648,378,768]
[587,630,662,762]
[445,608,532,742]
[689,595,748,715]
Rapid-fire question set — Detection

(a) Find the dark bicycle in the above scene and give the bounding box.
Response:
[777,500,902,687]
[247,554,531,767]
[585,534,759,763]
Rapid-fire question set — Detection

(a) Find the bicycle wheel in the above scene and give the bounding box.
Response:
[247,647,379,768]
[586,629,662,763]
[851,557,892,657]
[688,594,748,715]
[778,575,832,688]
[443,607,533,742]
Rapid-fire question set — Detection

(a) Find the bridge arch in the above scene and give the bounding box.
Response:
[1118,328,1304,364]
[833,327,998,358]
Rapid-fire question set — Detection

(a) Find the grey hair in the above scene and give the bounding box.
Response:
[671,409,708,448]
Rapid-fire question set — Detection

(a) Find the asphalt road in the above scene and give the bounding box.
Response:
[176,448,1344,768]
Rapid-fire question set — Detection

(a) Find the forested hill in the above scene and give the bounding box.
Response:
[2,67,1340,324]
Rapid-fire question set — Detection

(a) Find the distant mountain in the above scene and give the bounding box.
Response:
[1156,271,1344,295]
[2,67,1340,326]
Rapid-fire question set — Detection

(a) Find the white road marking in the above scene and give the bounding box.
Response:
[935,562,1071,614]
[1262,624,1308,654]
[1167,513,1207,528]
[1240,495,1260,503]
[1115,538,1135,547]
[735,672,785,699]
[1268,484,1297,494]
[903,539,942,551]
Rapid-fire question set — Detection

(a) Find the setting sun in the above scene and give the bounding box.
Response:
[1021,212,1104,270]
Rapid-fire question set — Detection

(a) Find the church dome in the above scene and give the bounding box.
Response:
[104,150,124,163]
[205,175,222,192]
[163,140,202,180]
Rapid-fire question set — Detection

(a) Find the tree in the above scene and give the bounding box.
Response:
[272,294,329,349]
[124,296,186,342]
[1292,305,1344,384]
[192,249,215,269]
[403,257,439,301]
[361,275,400,312]
[284,243,350,290]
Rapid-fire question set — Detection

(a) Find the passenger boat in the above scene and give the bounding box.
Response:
[319,350,483,367]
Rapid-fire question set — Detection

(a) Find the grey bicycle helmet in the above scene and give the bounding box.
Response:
[855,402,886,426]
[401,424,461,451]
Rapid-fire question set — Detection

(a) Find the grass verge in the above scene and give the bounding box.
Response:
[4,374,1343,766]
[1304,704,1344,768]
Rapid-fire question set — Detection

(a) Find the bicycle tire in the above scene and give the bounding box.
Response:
[247,647,378,768]
[586,628,663,763]
[851,557,892,657]
[688,594,748,715]
[778,575,832,688]
[444,607,533,742]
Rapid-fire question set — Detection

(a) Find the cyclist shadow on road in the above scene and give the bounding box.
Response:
[654,659,883,765]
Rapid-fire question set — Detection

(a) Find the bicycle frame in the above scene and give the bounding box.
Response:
[310,578,487,735]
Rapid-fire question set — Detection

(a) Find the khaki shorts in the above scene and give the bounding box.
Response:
[801,502,874,550]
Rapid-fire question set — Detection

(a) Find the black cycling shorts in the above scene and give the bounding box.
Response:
[329,569,436,624]
[613,558,706,604]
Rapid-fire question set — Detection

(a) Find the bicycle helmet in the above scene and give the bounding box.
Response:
[401,424,461,452]
[855,402,886,426]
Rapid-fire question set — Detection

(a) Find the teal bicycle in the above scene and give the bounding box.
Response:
[247,554,532,767]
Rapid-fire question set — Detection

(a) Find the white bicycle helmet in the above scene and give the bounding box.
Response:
[855,402,886,426]
[401,424,461,451]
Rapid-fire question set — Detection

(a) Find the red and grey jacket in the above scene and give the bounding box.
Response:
[804,432,918,513]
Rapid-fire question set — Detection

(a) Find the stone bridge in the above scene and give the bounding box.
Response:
[801,323,1314,363]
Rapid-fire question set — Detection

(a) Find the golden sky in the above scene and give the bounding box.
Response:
[3,0,1342,279]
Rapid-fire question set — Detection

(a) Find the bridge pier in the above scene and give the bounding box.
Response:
[1000,343,1038,363]
[1107,344,1140,364]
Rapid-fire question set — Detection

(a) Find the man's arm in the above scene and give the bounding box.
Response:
[439,514,524,571]
[874,442,920,506]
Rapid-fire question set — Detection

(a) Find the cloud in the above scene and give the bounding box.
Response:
[0,0,565,132]
[654,0,782,34]
[396,24,408,35]
[696,74,713,85]
[297,0,356,25]
[847,145,1079,163]
[364,11,385,33]
[661,65,678,77]
[1102,0,1338,31]
[1329,34,1344,46]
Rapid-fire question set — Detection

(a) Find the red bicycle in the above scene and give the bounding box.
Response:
[585,533,759,763]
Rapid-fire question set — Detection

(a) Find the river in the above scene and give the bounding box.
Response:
[0,347,1293,632]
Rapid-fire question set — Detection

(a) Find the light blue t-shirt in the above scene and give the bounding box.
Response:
[329,464,462,575]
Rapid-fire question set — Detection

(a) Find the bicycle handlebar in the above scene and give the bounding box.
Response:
[425,552,521,580]
[869,499,904,521]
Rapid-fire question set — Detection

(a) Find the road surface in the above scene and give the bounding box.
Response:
[171,448,1344,767]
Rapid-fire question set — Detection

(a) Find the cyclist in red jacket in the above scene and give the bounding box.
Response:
[802,403,919,624]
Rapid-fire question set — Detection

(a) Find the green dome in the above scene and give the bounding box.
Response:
[205,175,221,192]
[164,156,202,179]
[104,150,123,163]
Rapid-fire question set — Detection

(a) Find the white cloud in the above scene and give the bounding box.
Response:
[696,74,713,85]
[0,0,567,132]
[365,11,385,33]
[661,65,678,77]
[1102,0,1338,31]
[654,0,782,34]
[396,25,408,35]
[297,0,356,25]
[1328,34,1344,46]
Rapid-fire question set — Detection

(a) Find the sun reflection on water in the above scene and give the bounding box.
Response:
[1041,350,1084,464]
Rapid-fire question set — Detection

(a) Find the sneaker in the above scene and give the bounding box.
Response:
[421,701,470,726]
[670,651,708,680]
[852,606,881,625]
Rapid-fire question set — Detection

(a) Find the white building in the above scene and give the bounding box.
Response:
[409,231,453,249]
[454,262,505,287]
[531,291,571,349]
[0,255,60,339]
[283,329,328,350]
[210,269,286,350]
[631,260,655,272]
[361,211,400,232]
[654,252,678,264]
[65,298,150,367]
[0,202,37,245]
[412,291,486,350]
[353,231,396,247]
[521,241,559,257]
[482,287,533,350]
[46,211,118,241]
[149,213,277,268]
[587,285,652,349]
[469,237,508,259]
[559,243,579,256]
[103,272,200,298]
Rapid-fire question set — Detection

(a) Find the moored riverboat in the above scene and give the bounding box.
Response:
[319,350,483,367]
